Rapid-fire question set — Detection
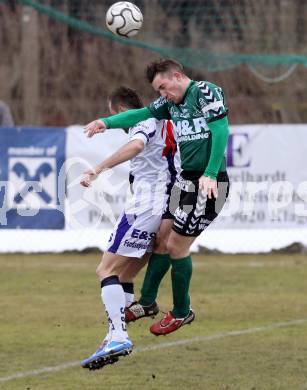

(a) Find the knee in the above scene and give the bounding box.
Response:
[166,241,182,258]
[96,262,117,280]
[96,263,105,280]
[154,233,168,254]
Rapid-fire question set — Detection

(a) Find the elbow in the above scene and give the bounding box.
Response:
[133,140,145,154]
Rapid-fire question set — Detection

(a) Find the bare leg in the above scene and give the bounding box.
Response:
[166,230,197,259]
[118,254,150,307]
[96,251,129,281]
[154,218,174,254]
[119,253,150,283]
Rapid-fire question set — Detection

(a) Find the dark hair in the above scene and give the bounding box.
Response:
[108,86,143,110]
[146,59,184,83]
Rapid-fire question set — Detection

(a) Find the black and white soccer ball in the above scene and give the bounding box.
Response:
[106,2,143,38]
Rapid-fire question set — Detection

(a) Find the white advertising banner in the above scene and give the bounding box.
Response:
[216,124,307,229]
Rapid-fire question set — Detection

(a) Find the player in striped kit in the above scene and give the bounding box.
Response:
[80,86,178,370]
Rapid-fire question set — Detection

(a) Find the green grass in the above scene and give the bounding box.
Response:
[1,253,307,390]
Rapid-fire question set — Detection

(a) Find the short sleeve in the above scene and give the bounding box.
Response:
[129,119,157,146]
[148,97,171,120]
[196,81,228,123]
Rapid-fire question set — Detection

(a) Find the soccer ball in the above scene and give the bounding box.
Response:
[106,2,143,38]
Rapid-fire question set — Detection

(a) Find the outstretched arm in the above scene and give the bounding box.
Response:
[80,139,144,187]
[84,108,153,138]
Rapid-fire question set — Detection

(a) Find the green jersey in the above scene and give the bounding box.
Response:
[148,80,228,174]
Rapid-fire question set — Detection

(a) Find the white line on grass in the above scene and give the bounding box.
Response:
[1,318,307,383]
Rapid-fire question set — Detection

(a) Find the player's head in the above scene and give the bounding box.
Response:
[146,59,190,104]
[108,86,143,114]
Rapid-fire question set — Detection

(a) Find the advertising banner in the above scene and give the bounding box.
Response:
[0,124,306,235]
[218,124,307,229]
[0,127,66,229]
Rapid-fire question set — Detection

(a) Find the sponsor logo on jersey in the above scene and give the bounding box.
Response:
[174,208,188,223]
[174,118,209,137]
[170,106,203,119]
[153,97,168,110]
[177,133,209,142]
[123,229,156,250]
[123,240,148,250]
[169,108,179,118]
[174,117,210,142]
[131,228,156,240]
[170,106,189,119]
[175,176,195,192]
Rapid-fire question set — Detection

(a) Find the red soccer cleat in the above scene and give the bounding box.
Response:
[150,309,195,336]
[125,301,159,323]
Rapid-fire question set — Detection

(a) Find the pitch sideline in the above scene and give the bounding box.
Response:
[1,318,306,383]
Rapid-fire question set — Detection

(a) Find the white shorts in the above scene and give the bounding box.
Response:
[106,182,167,258]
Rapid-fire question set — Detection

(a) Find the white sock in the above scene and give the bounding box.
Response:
[121,282,135,307]
[124,292,135,307]
[103,321,113,344]
[101,278,128,342]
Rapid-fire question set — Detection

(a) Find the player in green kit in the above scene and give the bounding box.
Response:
[84,59,230,335]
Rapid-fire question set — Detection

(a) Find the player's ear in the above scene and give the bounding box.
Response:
[118,103,127,113]
[173,71,182,82]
